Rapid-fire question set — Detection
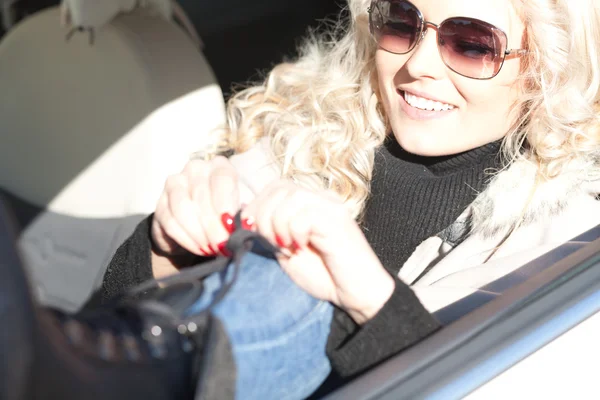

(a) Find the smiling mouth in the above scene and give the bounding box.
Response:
[399,90,456,112]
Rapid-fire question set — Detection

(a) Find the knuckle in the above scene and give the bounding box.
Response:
[288,216,309,238]
[155,193,168,212]
[289,188,311,205]
[161,220,178,241]
[190,184,206,203]
[210,157,236,176]
[150,222,163,241]
[205,219,226,242]
[169,198,189,220]
[271,212,286,233]
[265,179,286,192]
[154,206,168,224]
[164,174,186,191]
[322,188,343,202]
[163,174,178,190]
[167,192,187,216]
[183,159,208,176]
[211,168,238,187]
[288,219,302,237]
[210,155,230,166]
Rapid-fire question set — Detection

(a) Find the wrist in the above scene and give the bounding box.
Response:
[345,273,395,325]
[150,246,199,279]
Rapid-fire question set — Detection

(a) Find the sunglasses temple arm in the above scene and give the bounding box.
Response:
[505,49,528,56]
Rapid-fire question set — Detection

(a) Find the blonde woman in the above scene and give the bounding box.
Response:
[4,0,599,399]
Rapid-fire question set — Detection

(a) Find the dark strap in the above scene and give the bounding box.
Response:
[119,211,282,320]
[119,212,282,399]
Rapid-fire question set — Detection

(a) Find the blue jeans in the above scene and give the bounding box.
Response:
[186,251,334,400]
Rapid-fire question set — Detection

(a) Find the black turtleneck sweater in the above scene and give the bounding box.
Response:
[94,138,502,381]
[325,138,501,377]
[363,138,501,273]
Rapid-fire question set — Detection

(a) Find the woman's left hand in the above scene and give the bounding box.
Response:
[243,180,395,324]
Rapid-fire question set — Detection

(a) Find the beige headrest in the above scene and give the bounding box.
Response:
[0,6,226,217]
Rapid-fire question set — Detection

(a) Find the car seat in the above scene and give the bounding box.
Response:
[0,6,226,311]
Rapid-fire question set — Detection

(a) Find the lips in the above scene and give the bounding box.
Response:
[399,90,456,111]
[402,91,456,112]
[396,89,458,121]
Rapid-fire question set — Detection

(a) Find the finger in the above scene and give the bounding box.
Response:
[209,156,240,217]
[158,195,209,256]
[153,223,187,256]
[287,200,321,251]
[185,160,230,253]
[207,156,241,252]
[151,193,184,255]
[183,159,210,203]
[290,198,355,256]
[245,181,292,248]
[271,188,312,250]
[167,177,212,255]
[253,185,289,248]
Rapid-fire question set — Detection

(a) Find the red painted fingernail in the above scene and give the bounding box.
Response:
[199,246,214,256]
[275,235,287,248]
[242,216,255,230]
[217,241,231,257]
[221,213,235,234]
[291,241,301,253]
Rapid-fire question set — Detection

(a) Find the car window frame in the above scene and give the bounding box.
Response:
[325,225,600,399]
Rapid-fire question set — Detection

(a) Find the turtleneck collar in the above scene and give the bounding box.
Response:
[361,138,503,275]
[383,138,502,176]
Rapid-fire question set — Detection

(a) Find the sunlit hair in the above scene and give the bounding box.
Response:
[205,0,600,218]
[506,0,600,178]
[205,0,381,219]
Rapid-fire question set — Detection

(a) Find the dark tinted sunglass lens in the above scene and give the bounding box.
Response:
[438,18,507,79]
[371,0,421,54]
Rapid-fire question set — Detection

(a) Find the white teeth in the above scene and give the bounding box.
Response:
[403,92,455,111]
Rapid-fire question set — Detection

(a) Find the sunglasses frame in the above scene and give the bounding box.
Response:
[367,0,528,80]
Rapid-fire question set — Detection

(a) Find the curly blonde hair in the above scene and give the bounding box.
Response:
[206,0,600,218]
[506,0,600,178]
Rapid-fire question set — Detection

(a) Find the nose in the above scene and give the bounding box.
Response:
[402,22,447,80]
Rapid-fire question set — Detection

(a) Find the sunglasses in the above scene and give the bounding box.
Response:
[368,0,528,79]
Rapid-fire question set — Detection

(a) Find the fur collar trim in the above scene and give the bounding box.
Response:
[469,157,600,238]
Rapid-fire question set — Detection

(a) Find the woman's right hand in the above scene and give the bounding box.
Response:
[151,156,241,262]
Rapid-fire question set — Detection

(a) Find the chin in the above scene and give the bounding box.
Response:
[391,130,458,157]
[391,124,495,157]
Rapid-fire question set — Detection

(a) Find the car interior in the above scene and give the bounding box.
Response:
[0,1,598,398]
[0,0,342,311]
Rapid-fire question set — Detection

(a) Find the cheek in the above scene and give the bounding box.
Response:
[375,53,391,92]
[463,71,522,128]
[461,85,520,143]
[375,51,406,108]
[375,50,412,85]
